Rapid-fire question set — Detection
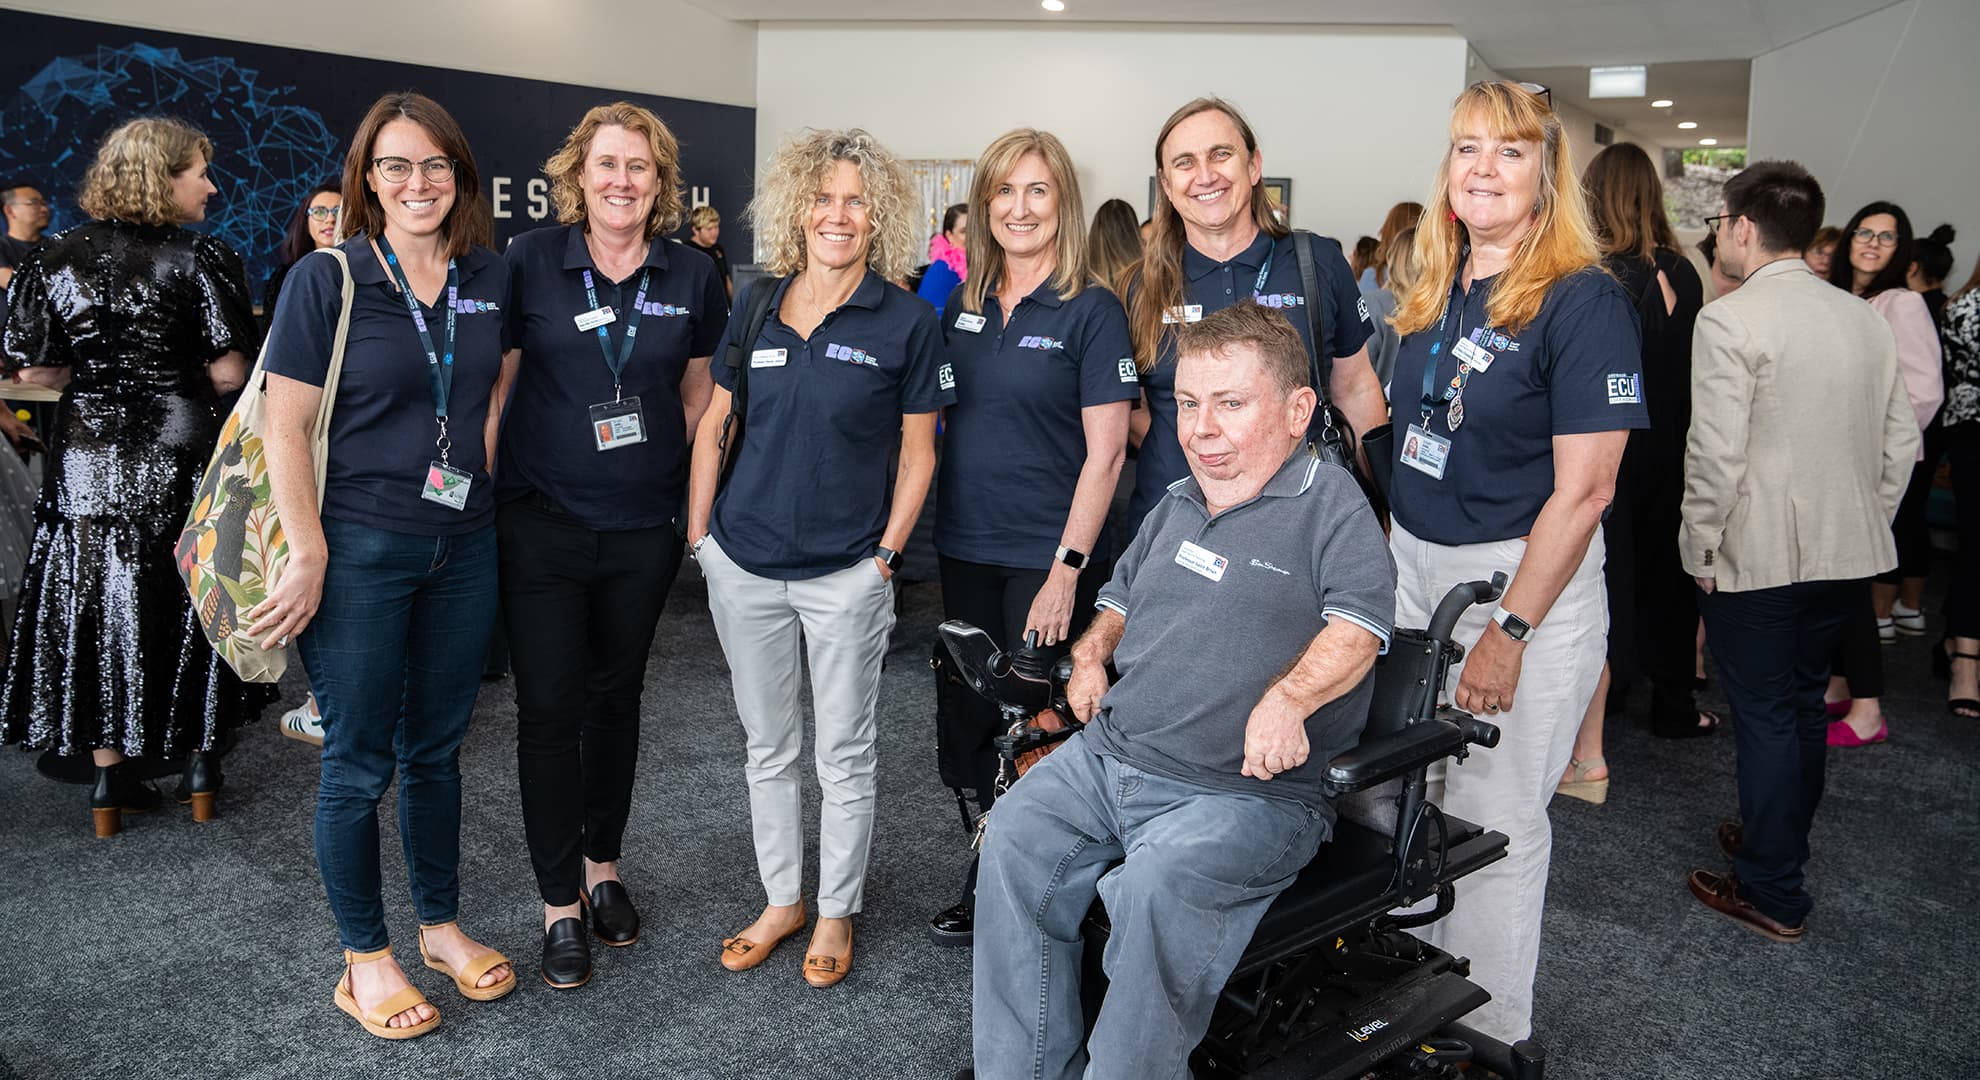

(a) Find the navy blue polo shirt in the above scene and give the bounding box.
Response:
[263,235,511,536]
[1388,264,1648,545]
[499,225,728,530]
[936,279,1140,568]
[1127,229,1373,529]
[710,271,954,580]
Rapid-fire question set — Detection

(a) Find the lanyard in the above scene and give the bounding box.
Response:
[375,235,459,457]
[1418,251,1488,432]
[1251,237,1277,297]
[582,266,651,401]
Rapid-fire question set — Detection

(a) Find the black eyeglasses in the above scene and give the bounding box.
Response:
[1705,214,1731,232]
[1851,227,1899,247]
[371,156,457,184]
[304,205,341,221]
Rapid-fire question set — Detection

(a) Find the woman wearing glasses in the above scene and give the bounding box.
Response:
[263,181,342,334]
[254,91,520,1039]
[1821,202,1943,747]
[1383,81,1645,1042]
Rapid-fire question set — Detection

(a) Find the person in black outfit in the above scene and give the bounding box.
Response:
[500,102,728,989]
[684,204,732,300]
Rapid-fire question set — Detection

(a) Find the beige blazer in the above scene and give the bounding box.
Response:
[1680,258,1919,592]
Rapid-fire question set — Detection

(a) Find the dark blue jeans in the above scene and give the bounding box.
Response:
[299,518,498,952]
[1700,578,1859,927]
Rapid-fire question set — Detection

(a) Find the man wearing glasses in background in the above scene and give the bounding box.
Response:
[0,182,52,309]
[1681,161,1918,942]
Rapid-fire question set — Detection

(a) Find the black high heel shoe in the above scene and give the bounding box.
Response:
[91,762,161,838]
[175,750,222,822]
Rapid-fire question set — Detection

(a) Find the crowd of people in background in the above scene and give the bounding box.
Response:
[0,76,1973,1076]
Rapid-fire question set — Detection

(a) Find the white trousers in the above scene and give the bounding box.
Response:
[699,536,896,919]
[1389,520,1607,1043]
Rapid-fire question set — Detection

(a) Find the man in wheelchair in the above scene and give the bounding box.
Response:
[969,304,1395,1080]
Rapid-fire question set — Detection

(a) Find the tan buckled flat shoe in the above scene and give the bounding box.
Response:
[720,914,807,972]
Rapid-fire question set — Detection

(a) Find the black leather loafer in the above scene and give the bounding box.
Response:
[928,902,973,947]
[584,880,640,947]
[541,917,592,989]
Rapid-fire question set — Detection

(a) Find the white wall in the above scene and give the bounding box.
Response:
[755,22,1469,247]
[1749,0,1980,279]
[0,0,759,106]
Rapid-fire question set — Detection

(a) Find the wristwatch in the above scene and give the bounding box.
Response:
[1491,605,1535,642]
[874,545,904,573]
[1054,545,1090,571]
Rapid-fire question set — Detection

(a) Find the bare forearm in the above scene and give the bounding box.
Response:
[880,419,936,552]
[680,359,715,445]
[13,365,69,390]
[1265,620,1379,716]
[207,351,249,395]
[1072,608,1125,668]
[263,426,326,565]
[1500,490,1607,624]
[685,394,728,541]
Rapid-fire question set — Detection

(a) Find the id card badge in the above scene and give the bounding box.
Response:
[954,312,986,333]
[1174,539,1228,582]
[421,461,473,510]
[751,348,788,369]
[1399,423,1453,481]
[1452,336,1495,371]
[574,306,616,332]
[590,395,647,451]
[1162,304,1205,325]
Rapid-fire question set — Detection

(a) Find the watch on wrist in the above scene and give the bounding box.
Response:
[1491,605,1534,642]
[874,545,904,573]
[1054,545,1090,571]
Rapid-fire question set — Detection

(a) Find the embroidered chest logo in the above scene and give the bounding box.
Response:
[452,299,500,314]
[826,343,880,368]
[1254,293,1306,311]
[1017,335,1065,351]
[1248,557,1291,576]
[639,302,691,317]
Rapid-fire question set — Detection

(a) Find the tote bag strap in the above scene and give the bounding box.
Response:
[308,248,356,508]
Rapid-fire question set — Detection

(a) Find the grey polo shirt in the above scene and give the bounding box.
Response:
[1084,446,1395,816]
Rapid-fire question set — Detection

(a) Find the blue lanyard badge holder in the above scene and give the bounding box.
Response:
[378,236,472,510]
[580,267,651,452]
[1400,266,1498,482]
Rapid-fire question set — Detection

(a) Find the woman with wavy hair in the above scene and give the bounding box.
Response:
[1086,196,1142,299]
[0,116,270,836]
[685,127,951,988]
[1384,81,1646,1042]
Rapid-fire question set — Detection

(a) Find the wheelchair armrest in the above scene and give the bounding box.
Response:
[1322,719,1465,794]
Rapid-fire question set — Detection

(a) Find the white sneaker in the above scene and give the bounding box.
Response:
[1891,603,1926,637]
[278,700,324,747]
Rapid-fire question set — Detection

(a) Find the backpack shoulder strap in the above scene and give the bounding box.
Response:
[715,276,783,487]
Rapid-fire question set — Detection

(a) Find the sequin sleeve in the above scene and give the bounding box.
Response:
[191,233,260,362]
[0,249,70,372]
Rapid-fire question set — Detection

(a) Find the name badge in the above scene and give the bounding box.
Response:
[1162,304,1205,325]
[1399,423,1453,481]
[421,461,472,510]
[574,306,616,333]
[1174,539,1228,582]
[954,312,986,333]
[750,348,788,369]
[1452,336,1494,371]
[590,396,646,452]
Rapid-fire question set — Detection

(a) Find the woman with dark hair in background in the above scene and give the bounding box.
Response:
[1910,224,1956,328]
[255,91,519,1037]
[0,117,269,836]
[1349,235,1379,288]
[917,202,968,316]
[1939,252,1980,718]
[1557,142,1712,803]
[1823,202,1943,746]
[1087,196,1143,298]
[263,181,341,329]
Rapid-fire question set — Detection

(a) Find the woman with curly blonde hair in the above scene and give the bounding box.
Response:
[685,127,951,988]
[1,116,271,834]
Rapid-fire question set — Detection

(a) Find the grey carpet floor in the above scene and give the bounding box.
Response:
[0,561,1975,1080]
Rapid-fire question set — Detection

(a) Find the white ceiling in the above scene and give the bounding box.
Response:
[1501,58,1754,150]
[685,0,1901,69]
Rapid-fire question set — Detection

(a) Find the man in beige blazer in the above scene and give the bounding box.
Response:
[1680,160,1919,942]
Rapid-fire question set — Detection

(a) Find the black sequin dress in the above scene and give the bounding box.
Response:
[0,220,275,758]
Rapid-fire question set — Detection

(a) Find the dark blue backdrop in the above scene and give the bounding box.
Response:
[0,9,756,305]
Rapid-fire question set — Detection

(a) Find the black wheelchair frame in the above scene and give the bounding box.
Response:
[938,573,1548,1079]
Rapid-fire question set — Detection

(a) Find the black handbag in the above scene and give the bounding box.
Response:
[1291,231,1386,510]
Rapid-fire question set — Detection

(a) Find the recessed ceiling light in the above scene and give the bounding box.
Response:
[1650,99,1674,108]
[1678,121,1698,130]
[1041,0,1065,9]
[1698,138,1719,146]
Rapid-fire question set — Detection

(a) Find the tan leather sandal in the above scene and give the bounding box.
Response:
[1556,756,1609,805]
[333,946,440,1040]
[418,922,517,1002]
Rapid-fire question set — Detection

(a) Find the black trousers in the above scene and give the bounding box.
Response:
[1949,423,1980,639]
[938,555,1102,910]
[498,494,684,906]
[1701,578,1858,926]
[1830,583,1886,699]
[1878,434,1938,584]
[1609,439,1701,722]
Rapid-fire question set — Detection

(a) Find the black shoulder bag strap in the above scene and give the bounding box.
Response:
[715,276,782,492]
[1292,231,1353,469]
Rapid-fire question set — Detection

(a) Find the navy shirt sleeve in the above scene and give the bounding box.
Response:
[261,250,341,386]
[1310,234,1374,361]
[1074,289,1141,407]
[1545,270,1648,435]
[690,262,730,357]
[897,301,954,413]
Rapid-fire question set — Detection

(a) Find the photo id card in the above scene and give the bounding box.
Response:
[1162,304,1205,325]
[421,461,473,510]
[574,306,617,332]
[1174,539,1228,582]
[590,396,647,452]
[1399,423,1453,481]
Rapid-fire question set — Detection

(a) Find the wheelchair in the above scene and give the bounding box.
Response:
[938,573,1548,1080]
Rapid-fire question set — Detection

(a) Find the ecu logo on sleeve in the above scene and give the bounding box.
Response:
[1606,373,1642,405]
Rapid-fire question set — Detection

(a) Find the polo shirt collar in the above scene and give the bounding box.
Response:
[1183,228,1274,284]
[999,275,1066,310]
[560,223,672,274]
[770,268,888,314]
[1167,444,1320,510]
[341,232,497,288]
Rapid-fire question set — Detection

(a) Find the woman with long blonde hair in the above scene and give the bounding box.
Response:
[1383,81,1647,1043]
